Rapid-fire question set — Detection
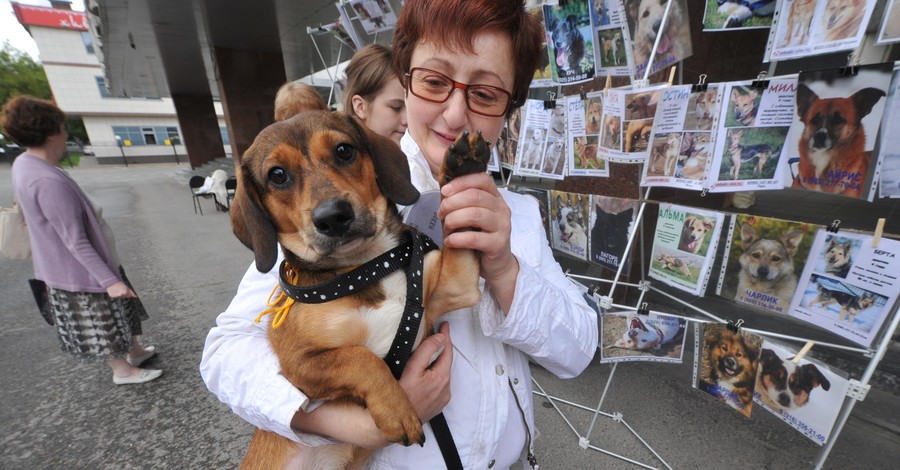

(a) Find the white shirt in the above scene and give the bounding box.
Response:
[200,132,598,469]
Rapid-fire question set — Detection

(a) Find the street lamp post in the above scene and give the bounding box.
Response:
[115,135,128,167]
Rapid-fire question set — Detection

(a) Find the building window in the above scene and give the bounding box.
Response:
[142,127,157,145]
[95,76,111,98]
[112,126,182,146]
[166,127,181,144]
[81,32,94,54]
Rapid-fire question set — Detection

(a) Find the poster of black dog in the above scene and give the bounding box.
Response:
[589,196,637,275]
[543,0,596,84]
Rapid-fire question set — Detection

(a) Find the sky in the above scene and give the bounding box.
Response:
[1,0,85,60]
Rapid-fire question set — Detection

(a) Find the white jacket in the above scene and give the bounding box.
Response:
[200,133,598,469]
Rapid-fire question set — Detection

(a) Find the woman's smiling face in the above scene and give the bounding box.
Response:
[405,31,514,178]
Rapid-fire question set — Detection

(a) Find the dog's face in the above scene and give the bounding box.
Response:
[856,293,876,310]
[731,89,758,124]
[585,99,603,135]
[682,216,712,249]
[693,90,716,120]
[728,129,743,149]
[709,329,759,385]
[593,205,632,250]
[823,0,863,32]
[556,195,586,243]
[615,316,660,351]
[757,349,830,411]
[231,111,419,272]
[629,0,684,57]
[739,223,803,283]
[824,238,852,269]
[551,15,584,72]
[796,84,886,154]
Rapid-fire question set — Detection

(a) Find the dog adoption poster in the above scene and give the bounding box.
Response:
[621,0,693,78]
[702,0,777,31]
[591,0,632,77]
[601,311,687,363]
[788,230,900,347]
[642,84,721,190]
[754,340,851,446]
[765,0,878,61]
[543,0,597,85]
[509,185,552,246]
[706,79,794,193]
[527,2,555,88]
[877,0,900,44]
[567,94,609,177]
[717,214,817,314]
[598,84,666,163]
[589,195,637,274]
[514,99,551,177]
[348,0,397,35]
[549,190,590,260]
[878,68,900,198]
[697,323,763,417]
[648,204,724,296]
[785,64,892,201]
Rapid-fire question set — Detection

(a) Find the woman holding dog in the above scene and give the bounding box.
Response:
[3,96,161,385]
[201,1,597,468]
[343,44,408,146]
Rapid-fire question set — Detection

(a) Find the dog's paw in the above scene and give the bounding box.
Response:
[370,400,425,447]
[440,129,491,186]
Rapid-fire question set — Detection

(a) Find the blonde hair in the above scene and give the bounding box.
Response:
[274,82,327,121]
[342,44,397,118]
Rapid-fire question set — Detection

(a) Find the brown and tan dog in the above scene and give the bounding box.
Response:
[822,0,866,41]
[231,111,485,469]
[792,84,885,197]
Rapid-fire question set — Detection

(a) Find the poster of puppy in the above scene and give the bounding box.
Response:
[514,100,551,177]
[588,0,633,77]
[766,0,878,61]
[601,311,687,363]
[788,229,900,347]
[549,190,590,260]
[785,64,892,201]
[642,85,721,190]
[753,340,850,445]
[878,68,900,198]
[527,2,555,88]
[649,204,724,296]
[348,0,397,35]
[698,323,763,417]
[702,0,777,31]
[543,0,597,85]
[717,214,816,314]
[707,79,794,193]
[598,84,667,163]
[589,195,637,274]
[567,94,609,177]
[509,185,551,247]
[877,0,900,44]
[622,0,693,78]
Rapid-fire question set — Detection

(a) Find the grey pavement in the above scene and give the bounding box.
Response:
[1,162,898,469]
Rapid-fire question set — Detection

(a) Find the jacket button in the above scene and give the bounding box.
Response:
[488,459,496,468]
[495,365,504,376]
[514,378,519,385]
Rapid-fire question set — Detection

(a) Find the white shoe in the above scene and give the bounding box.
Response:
[113,368,163,385]
[126,345,157,367]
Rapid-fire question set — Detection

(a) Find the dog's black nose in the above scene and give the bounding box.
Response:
[778,393,791,407]
[312,199,355,237]
[757,267,769,278]
[812,130,829,148]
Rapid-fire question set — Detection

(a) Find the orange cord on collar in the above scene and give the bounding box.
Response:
[254,265,299,329]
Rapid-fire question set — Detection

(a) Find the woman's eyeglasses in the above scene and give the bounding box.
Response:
[405,67,512,117]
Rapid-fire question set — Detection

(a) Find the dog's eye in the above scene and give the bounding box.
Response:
[771,255,782,262]
[268,167,289,185]
[335,143,356,163]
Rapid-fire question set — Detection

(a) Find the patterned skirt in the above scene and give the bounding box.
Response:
[47,267,150,363]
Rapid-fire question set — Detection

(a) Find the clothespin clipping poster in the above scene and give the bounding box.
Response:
[692,74,708,93]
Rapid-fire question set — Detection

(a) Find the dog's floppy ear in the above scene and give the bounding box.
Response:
[781,227,805,258]
[347,116,419,206]
[231,148,279,273]
[802,364,831,391]
[796,84,819,121]
[850,87,886,121]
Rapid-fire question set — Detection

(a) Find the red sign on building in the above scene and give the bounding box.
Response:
[11,2,89,31]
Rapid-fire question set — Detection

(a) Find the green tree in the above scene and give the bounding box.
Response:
[0,41,52,104]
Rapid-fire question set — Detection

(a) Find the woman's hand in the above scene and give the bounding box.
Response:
[106,281,137,299]
[399,322,452,422]
[438,172,519,311]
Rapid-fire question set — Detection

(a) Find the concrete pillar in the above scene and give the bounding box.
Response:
[214,47,286,162]
[171,94,226,169]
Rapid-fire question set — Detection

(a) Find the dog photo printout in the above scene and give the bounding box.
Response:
[788,230,900,347]
[598,84,666,163]
[549,190,590,260]
[702,0,777,31]
[786,64,892,201]
[878,68,900,198]
[591,0,632,77]
[707,79,794,193]
[514,100,551,177]
[509,185,552,247]
[567,94,609,177]
[601,311,687,363]
[543,0,597,85]
[642,84,721,190]
[754,340,851,446]
[348,0,397,35]
[622,0,693,78]
[649,204,724,296]
[766,0,878,61]
[527,2,556,88]
[717,214,817,314]
[877,0,900,44]
[539,101,568,180]
[589,195,637,274]
[498,107,524,171]
[698,323,763,417]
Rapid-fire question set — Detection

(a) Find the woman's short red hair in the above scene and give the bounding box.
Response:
[392,0,542,116]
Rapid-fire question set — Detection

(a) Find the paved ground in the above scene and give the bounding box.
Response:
[1,162,898,469]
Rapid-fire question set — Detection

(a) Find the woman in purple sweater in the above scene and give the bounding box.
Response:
[3,96,161,385]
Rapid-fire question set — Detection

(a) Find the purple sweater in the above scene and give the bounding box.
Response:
[12,153,120,293]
